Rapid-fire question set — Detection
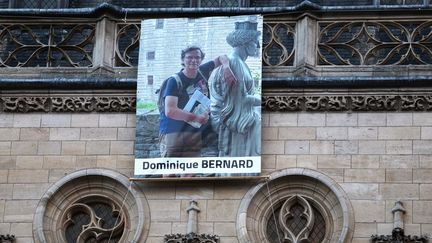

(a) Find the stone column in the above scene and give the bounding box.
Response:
[93,17,116,69]
[391,201,406,231]
[294,14,318,76]
[186,200,200,235]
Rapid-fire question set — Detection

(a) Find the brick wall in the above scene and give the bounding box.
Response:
[1,112,432,241]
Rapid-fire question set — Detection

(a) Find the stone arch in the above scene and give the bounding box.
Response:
[237,168,355,243]
[33,168,150,243]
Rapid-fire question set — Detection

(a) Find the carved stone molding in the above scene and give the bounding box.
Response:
[5,91,432,113]
[164,233,220,243]
[262,94,432,112]
[0,93,135,113]
[0,234,15,243]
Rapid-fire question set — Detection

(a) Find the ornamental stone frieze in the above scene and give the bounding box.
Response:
[4,91,432,112]
[262,94,432,112]
[0,92,136,113]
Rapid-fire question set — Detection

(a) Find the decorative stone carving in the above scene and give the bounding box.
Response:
[262,22,295,66]
[277,195,323,243]
[115,23,140,67]
[371,201,428,243]
[318,21,432,65]
[33,169,150,243]
[237,168,355,243]
[263,95,432,112]
[0,234,15,243]
[0,96,135,112]
[164,201,219,243]
[0,23,94,67]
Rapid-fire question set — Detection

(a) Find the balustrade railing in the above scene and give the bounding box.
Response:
[0,13,431,78]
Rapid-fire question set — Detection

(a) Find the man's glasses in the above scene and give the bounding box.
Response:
[185,56,202,60]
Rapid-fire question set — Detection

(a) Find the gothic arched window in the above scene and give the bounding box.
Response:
[237,168,355,243]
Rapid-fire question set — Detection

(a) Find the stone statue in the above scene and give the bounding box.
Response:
[209,17,261,157]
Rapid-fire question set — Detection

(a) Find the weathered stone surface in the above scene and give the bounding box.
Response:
[13,114,41,128]
[351,200,385,222]
[352,155,380,168]
[148,200,181,221]
[278,127,315,140]
[378,127,420,140]
[49,128,80,140]
[7,170,48,183]
[344,169,385,183]
[340,183,379,200]
[80,128,117,140]
[354,222,377,237]
[380,184,419,199]
[262,140,284,154]
[4,200,38,222]
[358,113,386,126]
[310,141,335,154]
[99,114,127,127]
[385,169,413,183]
[207,200,240,221]
[71,114,99,127]
[326,113,358,126]
[269,113,297,126]
[317,127,347,140]
[284,140,309,154]
[358,140,386,154]
[348,127,378,140]
[298,113,325,126]
[387,113,412,126]
[20,128,49,141]
[41,114,71,127]
[413,201,432,223]
[276,155,296,169]
[317,155,351,168]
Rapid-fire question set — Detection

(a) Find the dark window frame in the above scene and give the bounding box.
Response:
[155,19,164,29]
[146,51,155,60]
[147,75,154,85]
[9,0,69,8]
[190,0,250,7]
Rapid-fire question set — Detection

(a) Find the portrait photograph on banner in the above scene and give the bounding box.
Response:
[134,15,263,178]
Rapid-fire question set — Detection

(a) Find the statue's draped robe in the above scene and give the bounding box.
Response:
[209,53,261,157]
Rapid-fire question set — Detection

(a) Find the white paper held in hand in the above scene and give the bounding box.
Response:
[183,90,211,128]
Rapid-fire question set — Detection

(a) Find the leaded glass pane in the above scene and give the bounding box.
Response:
[18,0,58,8]
[267,202,326,243]
[200,0,240,7]
[65,202,124,243]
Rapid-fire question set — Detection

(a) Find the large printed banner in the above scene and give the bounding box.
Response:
[134,16,263,178]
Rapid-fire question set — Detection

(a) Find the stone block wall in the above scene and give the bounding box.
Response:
[1,112,432,242]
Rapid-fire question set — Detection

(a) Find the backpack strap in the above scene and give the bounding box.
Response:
[172,73,182,91]
[157,74,183,113]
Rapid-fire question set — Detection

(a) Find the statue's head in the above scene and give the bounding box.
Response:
[226,17,261,57]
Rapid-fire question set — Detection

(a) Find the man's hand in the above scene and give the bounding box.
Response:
[222,65,237,87]
[217,55,237,87]
[194,111,209,125]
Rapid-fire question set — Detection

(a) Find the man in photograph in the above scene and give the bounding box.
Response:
[158,45,235,159]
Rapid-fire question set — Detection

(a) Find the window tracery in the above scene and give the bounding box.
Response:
[267,195,326,243]
[63,200,125,243]
[33,169,150,243]
[237,168,355,243]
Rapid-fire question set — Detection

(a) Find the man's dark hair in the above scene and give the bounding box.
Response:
[181,46,205,60]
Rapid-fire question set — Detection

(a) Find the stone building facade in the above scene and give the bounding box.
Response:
[0,1,432,243]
